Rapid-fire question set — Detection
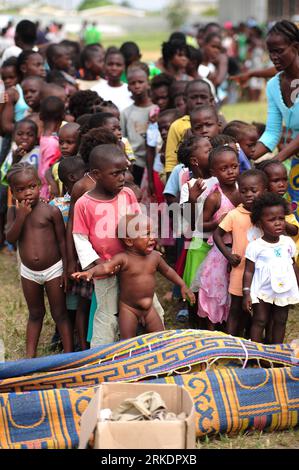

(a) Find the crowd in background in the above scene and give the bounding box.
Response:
[1,17,299,358]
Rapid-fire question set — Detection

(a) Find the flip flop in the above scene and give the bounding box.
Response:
[176,308,189,323]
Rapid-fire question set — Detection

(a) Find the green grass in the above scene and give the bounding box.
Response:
[78,0,112,10]
[1,248,299,448]
[222,100,268,124]
[0,98,293,450]
[102,32,168,59]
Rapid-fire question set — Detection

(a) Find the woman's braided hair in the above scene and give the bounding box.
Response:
[267,20,299,43]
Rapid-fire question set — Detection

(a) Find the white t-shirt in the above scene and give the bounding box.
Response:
[245,235,299,306]
[91,80,133,112]
[0,45,22,66]
[180,176,218,239]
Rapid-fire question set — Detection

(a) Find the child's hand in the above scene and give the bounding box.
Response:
[60,271,68,293]
[12,145,27,163]
[188,178,206,203]
[181,285,196,305]
[67,258,79,280]
[228,253,242,267]
[230,71,251,87]
[242,293,252,314]
[16,199,32,217]
[72,271,93,281]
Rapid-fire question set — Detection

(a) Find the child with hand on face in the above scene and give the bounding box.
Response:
[213,169,268,338]
[73,214,195,339]
[1,119,39,185]
[5,163,73,358]
[243,193,299,344]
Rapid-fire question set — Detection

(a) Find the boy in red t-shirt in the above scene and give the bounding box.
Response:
[73,144,141,346]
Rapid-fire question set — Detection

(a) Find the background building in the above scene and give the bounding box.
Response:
[219,0,299,24]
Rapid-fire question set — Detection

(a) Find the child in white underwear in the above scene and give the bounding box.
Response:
[5,162,73,358]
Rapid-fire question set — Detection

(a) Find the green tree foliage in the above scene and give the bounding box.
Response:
[78,0,112,11]
[165,0,189,30]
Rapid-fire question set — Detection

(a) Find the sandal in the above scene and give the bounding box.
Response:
[176,308,189,323]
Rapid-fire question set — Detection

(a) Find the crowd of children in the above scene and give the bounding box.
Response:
[1,19,299,358]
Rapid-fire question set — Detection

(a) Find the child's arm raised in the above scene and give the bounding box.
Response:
[52,205,68,291]
[242,258,255,313]
[5,200,31,244]
[72,254,125,281]
[156,255,195,304]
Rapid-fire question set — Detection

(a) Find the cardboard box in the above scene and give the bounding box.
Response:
[79,382,195,449]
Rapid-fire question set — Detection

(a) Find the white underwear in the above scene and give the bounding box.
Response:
[20,259,63,285]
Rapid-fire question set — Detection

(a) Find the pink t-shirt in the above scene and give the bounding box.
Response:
[73,187,140,260]
[39,135,60,199]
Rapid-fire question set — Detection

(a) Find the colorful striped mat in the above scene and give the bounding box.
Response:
[0,330,298,448]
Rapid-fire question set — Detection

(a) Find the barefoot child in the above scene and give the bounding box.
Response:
[49,156,89,351]
[73,214,195,339]
[196,145,240,330]
[213,169,268,337]
[5,163,73,357]
[261,160,299,342]
[72,144,165,346]
[243,193,299,344]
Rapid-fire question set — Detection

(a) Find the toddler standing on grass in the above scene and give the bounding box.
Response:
[72,143,165,346]
[73,214,195,339]
[213,169,268,337]
[243,193,299,344]
[5,163,73,357]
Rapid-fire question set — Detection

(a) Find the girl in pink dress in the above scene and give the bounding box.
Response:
[194,145,241,329]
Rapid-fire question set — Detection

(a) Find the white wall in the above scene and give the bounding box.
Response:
[218,0,268,24]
